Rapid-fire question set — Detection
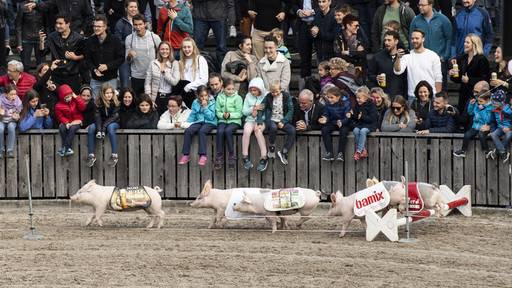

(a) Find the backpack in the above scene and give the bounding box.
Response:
[200,51,220,73]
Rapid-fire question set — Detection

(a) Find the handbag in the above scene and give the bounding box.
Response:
[225,60,247,75]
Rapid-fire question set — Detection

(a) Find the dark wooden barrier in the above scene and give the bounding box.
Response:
[0,130,510,207]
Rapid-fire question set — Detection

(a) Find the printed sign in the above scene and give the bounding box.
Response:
[407,183,424,213]
[353,182,390,217]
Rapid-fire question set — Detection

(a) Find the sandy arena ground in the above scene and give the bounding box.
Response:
[0,201,511,288]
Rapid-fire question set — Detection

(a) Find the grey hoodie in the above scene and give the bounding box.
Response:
[125,31,161,79]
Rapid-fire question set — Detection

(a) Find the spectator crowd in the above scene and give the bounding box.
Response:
[0,0,510,170]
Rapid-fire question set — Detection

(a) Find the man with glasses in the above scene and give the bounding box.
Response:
[410,0,452,90]
[84,15,124,98]
[0,60,36,100]
[294,89,324,131]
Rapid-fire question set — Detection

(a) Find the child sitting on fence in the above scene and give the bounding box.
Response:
[86,83,121,168]
[19,89,53,132]
[55,84,86,157]
[489,91,512,163]
[261,80,296,165]
[124,93,159,129]
[453,90,494,158]
[0,84,22,158]
[319,86,351,162]
[241,77,268,172]
[214,79,243,170]
[349,86,378,161]
[178,85,217,166]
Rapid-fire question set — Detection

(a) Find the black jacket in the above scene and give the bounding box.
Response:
[410,99,433,130]
[450,53,490,112]
[84,33,124,81]
[36,0,94,34]
[294,102,324,131]
[425,108,456,133]
[367,49,408,98]
[95,104,120,132]
[350,99,379,131]
[335,26,369,68]
[41,31,85,77]
[312,8,336,62]
[193,0,236,25]
[82,101,97,128]
[104,0,125,31]
[248,0,286,32]
[125,110,159,129]
[16,1,45,44]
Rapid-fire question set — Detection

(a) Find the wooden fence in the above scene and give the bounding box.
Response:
[0,130,510,207]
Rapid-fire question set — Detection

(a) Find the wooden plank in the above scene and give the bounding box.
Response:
[140,134,152,186]
[415,138,428,182]
[212,133,225,190]
[249,134,262,188]
[6,138,18,198]
[474,139,487,205]
[78,135,91,189]
[285,134,297,189]
[163,134,177,198]
[67,134,81,197]
[151,135,164,190]
[380,138,392,182]
[308,136,320,191]
[30,134,43,198]
[439,139,452,187]
[188,136,200,197]
[367,136,379,179]
[391,137,403,183]
[176,133,188,198]
[296,135,308,188]
[116,134,128,188]
[236,133,249,188]
[497,149,511,206]
[92,134,105,185]
[17,135,31,198]
[128,135,140,186]
[271,136,285,189]
[320,133,332,196]
[103,133,115,186]
[486,149,499,206]
[345,136,356,195]
[0,139,4,197]
[463,139,477,204]
[331,132,344,197]
[403,138,416,183]
[428,138,440,185]
[42,134,55,198]
[224,133,238,189]
[197,134,214,197]
[452,138,464,193]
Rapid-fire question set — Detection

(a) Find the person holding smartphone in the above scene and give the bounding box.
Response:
[19,89,53,132]
[156,0,192,60]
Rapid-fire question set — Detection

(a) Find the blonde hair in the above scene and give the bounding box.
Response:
[385,95,410,124]
[179,37,200,80]
[270,28,284,44]
[95,83,120,108]
[370,87,390,108]
[329,57,349,72]
[466,33,484,55]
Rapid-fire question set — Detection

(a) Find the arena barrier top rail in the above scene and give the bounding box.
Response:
[0,130,510,207]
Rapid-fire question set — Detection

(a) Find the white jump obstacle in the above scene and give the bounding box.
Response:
[366,185,472,242]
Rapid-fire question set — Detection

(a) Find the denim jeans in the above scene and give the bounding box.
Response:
[118,61,131,90]
[353,127,370,152]
[90,78,118,99]
[58,124,81,150]
[87,122,119,155]
[462,128,489,152]
[321,123,351,154]
[193,19,227,65]
[216,123,240,155]
[0,122,17,152]
[182,123,216,156]
[490,128,512,153]
[266,121,296,152]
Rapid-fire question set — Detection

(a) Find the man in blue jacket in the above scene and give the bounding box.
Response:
[452,0,494,57]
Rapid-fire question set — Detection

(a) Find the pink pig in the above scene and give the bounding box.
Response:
[190,180,234,229]
[70,180,165,228]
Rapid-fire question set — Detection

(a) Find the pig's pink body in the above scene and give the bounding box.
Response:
[70,180,165,228]
[190,181,235,229]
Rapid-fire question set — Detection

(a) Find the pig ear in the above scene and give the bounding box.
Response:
[202,180,212,196]
[366,178,374,188]
[241,192,252,204]
[372,177,379,183]
[87,179,96,185]
[330,193,336,203]
[401,176,406,184]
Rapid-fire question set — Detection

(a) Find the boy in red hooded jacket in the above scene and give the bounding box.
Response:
[55,84,86,157]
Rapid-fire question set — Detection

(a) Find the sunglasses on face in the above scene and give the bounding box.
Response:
[392,106,403,111]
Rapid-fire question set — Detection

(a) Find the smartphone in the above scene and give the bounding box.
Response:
[40,103,47,110]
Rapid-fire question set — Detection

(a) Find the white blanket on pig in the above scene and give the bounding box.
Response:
[225,188,269,220]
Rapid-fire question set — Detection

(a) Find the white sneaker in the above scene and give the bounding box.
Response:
[229,26,237,37]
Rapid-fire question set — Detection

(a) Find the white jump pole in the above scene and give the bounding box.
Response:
[366,208,436,242]
[23,156,43,240]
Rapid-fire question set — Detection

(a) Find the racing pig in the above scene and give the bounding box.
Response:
[190,180,234,229]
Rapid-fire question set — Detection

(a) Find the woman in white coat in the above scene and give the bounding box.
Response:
[157,95,191,130]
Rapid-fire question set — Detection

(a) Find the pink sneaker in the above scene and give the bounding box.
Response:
[198,155,208,166]
[178,155,190,165]
[353,151,361,161]
[360,149,368,158]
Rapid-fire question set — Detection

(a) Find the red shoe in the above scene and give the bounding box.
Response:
[178,155,190,165]
[198,155,208,166]
[361,149,368,158]
[353,151,361,161]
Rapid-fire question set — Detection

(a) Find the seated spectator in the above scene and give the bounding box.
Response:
[55,84,86,157]
[329,57,360,107]
[0,60,36,100]
[156,0,193,59]
[0,84,22,158]
[125,93,159,129]
[178,86,217,166]
[157,95,191,130]
[119,88,138,129]
[86,84,120,168]
[241,77,268,172]
[33,62,59,126]
[453,89,494,158]
[490,46,511,98]
[207,73,223,100]
[174,37,209,108]
[19,89,53,132]
[489,92,512,163]
[79,85,97,129]
[381,95,416,132]
[410,81,434,131]
[261,80,295,165]
[221,35,259,96]
[312,61,334,104]
[349,86,378,161]
[417,91,456,135]
[270,28,291,60]
[257,35,291,91]
[145,41,180,115]
[294,89,324,132]
[335,14,368,70]
[370,87,391,131]
[214,79,243,170]
[319,86,352,162]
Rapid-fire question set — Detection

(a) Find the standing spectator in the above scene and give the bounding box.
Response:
[0,0,7,69]
[126,14,162,96]
[449,34,490,123]
[417,91,456,135]
[25,0,94,34]
[368,30,407,98]
[192,0,235,65]
[311,0,336,62]
[18,89,53,132]
[349,86,378,161]
[294,89,324,132]
[370,87,391,130]
[394,29,442,102]
[289,0,318,81]
[119,88,137,128]
[453,0,493,57]
[174,37,209,108]
[257,35,291,91]
[124,93,159,128]
[336,14,369,70]
[16,0,45,70]
[409,0,452,89]
[157,0,193,59]
[115,0,139,90]
[371,0,415,52]
[237,0,252,37]
[319,85,351,161]
[104,0,125,34]
[221,35,259,96]
[157,95,191,129]
[248,0,286,60]
[214,79,243,170]
[410,80,433,131]
[0,60,36,100]
[145,41,180,115]
[332,1,377,39]
[137,0,157,32]
[0,84,22,158]
[39,15,85,93]
[54,84,86,157]
[381,95,416,132]
[261,80,296,165]
[85,15,124,99]
[490,46,511,98]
